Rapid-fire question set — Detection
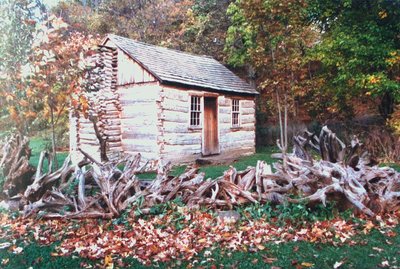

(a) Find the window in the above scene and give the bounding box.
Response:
[190,96,201,127]
[232,99,240,127]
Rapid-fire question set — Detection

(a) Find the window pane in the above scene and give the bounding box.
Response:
[232,99,240,127]
[190,96,201,127]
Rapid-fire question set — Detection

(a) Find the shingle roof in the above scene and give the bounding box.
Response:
[105,34,258,95]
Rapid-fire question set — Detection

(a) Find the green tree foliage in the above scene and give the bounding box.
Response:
[0,0,46,75]
[307,0,400,118]
[183,0,232,61]
[225,0,400,121]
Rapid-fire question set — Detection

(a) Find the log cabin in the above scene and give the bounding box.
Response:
[70,34,259,164]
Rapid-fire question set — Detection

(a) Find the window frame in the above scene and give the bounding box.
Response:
[231,99,240,128]
[189,95,202,129]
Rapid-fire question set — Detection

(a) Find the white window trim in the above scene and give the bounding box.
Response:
[189,95,203,129]
[231,99,241,128]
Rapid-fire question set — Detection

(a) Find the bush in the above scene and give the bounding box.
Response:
[388,105,400,136]
[364,127,400,163]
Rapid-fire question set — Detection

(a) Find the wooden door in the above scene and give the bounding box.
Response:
[203,97,219,155]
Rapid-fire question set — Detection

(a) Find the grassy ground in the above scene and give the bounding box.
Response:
[0,222,398,268]
[137,146,280,180]
[29,137,69,173]
[28,137,279,179]
[194,226,400,269]
[381,162,400,171]
[173,146,279,178]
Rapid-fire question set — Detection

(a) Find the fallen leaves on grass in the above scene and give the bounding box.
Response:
[11,246,23,254]
[1,258,9,265]
[379,260,390,268]
[333,260,344,268]
[0,243,11,249]
[262,255,277,264]
[0,211,399,265]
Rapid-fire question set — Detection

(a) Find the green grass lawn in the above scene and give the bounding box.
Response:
[29,137,69,173]
[174,146,279,178]
[137,146,280,180]
[198,226,400,269]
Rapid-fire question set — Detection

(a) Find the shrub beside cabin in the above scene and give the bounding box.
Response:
[70,34,258,164]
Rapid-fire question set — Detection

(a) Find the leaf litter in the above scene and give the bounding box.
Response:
[0,211,399,266]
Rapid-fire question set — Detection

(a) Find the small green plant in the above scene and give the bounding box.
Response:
[0,175,4,194]
[64,178,79,195]
[276,201,337,224]
[148,197,184,216]
[7,209,21,220]
[36,210,47,220]
[142,198,187,230]
[0,205,9,215]
[276,202,310,223]
[238,202,274,221]
[311,202,337,221]
[339,208,356,221]
[238,200,338,224]
[59,205,72,216]
[113,204,133,228]
[132,195,145,217]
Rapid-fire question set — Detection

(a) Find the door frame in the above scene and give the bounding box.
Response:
[202,96,220,156]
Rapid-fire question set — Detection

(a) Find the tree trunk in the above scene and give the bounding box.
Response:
[50,106,58,171]
[276,90,288,170]
[89,115,109,162]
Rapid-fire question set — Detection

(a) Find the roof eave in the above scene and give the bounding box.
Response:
[161,80,259,96]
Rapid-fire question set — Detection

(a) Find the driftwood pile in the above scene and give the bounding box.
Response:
[0,133,35,198]
[284,126,400,216]
[0,127,399,219]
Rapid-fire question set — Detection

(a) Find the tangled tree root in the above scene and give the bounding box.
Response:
[1,127,399,219]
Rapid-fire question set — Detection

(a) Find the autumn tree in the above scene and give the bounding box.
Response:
[52,0,232,61]
[225,0,318,159]
[53,0,192,44]
[27,16,98,168]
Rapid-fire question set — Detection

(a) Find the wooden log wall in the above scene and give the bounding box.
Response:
[218,96,256,154]
[103,39,156,86]
[158,85,256,163]
[119,82,160,160]
[70,46,122,162]
[158,86,201,163]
